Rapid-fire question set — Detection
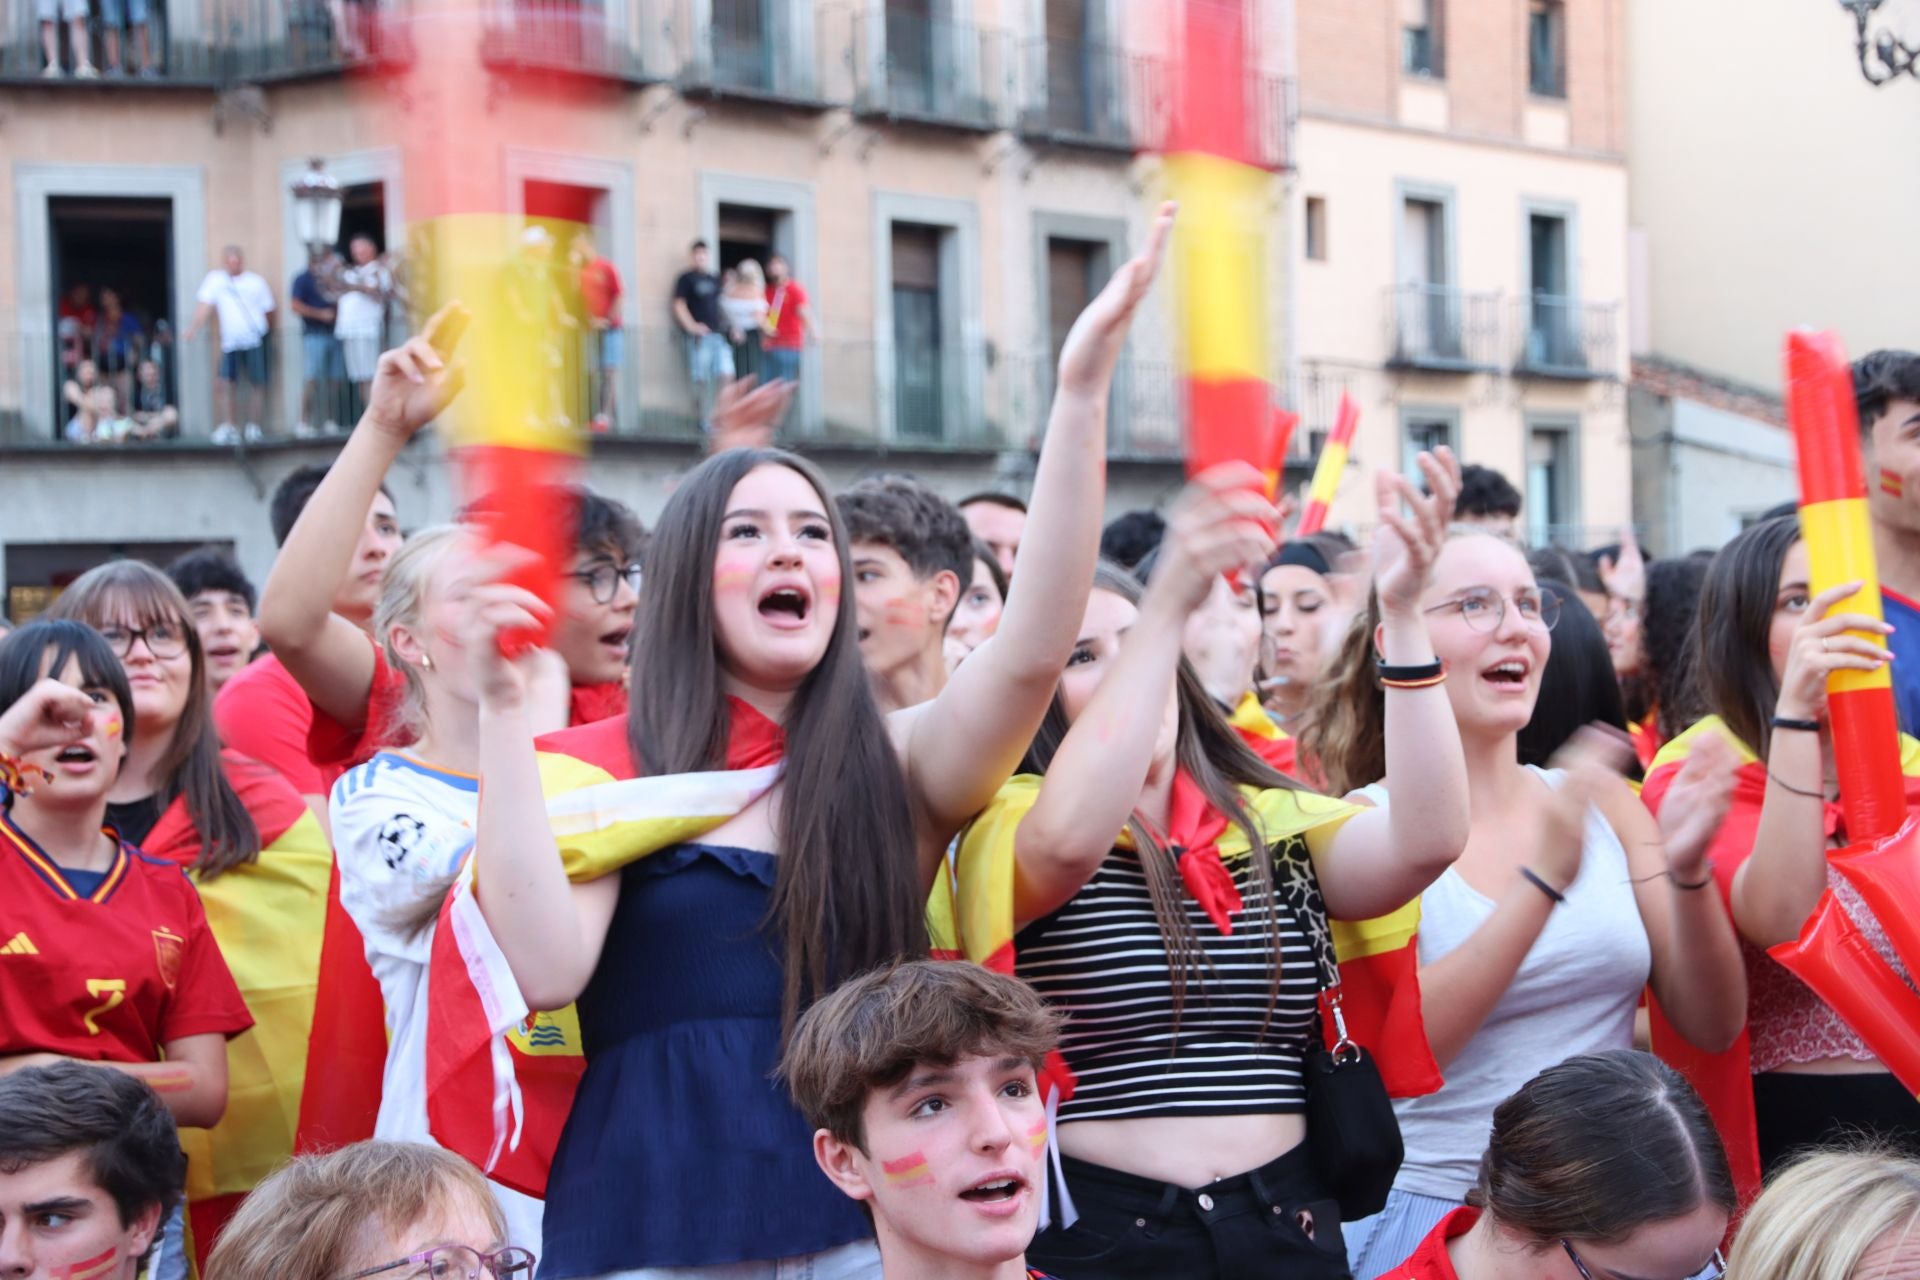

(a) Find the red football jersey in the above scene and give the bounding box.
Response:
[0,813,252,1063]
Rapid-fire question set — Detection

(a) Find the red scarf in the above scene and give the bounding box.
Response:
[1157,770,1245,935]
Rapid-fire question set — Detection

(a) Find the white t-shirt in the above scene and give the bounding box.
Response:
[194,269,274,351]
[330,751,545,1255]
[334,262,393,339]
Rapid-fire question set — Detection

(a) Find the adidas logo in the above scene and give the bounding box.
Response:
[0,932,37,956]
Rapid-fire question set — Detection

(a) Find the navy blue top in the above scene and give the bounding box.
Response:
[539,843,874,1275]
[1886,588,1920,737]
[290,270,333,335]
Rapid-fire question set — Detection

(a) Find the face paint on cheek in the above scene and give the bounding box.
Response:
[53,1245,119,1280]
[881,1151,934,1188]
[1881,467,1905,500]
[714,558,757,597]
[103,718,122,738]
[144,1067,192,1094]
[1026,1120,1048,1154]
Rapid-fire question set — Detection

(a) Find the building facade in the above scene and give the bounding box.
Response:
[1288,0,1632,548]
[3,0,1302,608]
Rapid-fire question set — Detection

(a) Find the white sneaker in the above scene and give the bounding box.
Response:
[74,62,99,78]
[42,63,63,78]
[322,420,342,434]
[210,423,240,445]
[293,421,317,438]
[243,422,264,443]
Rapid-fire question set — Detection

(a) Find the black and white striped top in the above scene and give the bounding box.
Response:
[1014,833,1329,1121]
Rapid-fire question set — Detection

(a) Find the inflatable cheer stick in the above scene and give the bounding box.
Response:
[1295,392,1358,536]
[1768,329,1920,1090]
[386,0,592,656]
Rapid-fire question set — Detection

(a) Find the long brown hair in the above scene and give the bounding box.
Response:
[626,448,924,1029]
[1303,596,1388,799]
[1694,515,1800,760]
[48,560,260,876]
[1018,563,1308,1028]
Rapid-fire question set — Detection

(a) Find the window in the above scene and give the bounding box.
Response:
[1402,412,1453,482]
[892,222,946,441]
[885,0,936,111]
[1528,0,1565,97]
[1527,424,1578,545]
[1402,0,1442,77]
[1526,211,1578,369]
[712,0,775,91]
[1398,195,1456,359]
[49,195,176,442]
[1045,237,1105,368]
[1304,196,1327,262]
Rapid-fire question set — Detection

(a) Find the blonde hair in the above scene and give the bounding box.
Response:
[735,258,766,291]
[371,523,466,746]
[203,1141,507,1280]
[1727,1149,1920,1280]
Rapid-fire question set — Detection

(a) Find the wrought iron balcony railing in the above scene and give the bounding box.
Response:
[851,8,1008,132]
[1386,283,1503,372]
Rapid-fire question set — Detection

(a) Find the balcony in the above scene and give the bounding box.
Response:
[1386,284,1501,373]
[1513,294,1617,379]
[1014,36,1139,150]
[478,0,656,83]
[851,9,1008,133]
[221,0,412,83]
[669,0,832,106]
[1,0,219,83]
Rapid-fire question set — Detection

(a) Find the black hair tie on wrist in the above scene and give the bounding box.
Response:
[1520,867,1566,905]
[1377,659,1446,689]
[1771,715,1821,733]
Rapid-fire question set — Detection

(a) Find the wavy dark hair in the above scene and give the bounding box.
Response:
[1641,554,1713,742]
[1695,515,1801,760]
[0,619,136,802]
[1019,562,1308,1028]
[1516,585,1627,769]
[48,560,260,876]
[626,448,924,1029]
[1471,1049,1734,1246]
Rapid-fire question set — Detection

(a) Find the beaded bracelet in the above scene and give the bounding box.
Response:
[0,753,51,798]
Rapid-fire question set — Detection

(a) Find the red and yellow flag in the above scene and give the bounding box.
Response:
[1296,393,1360,537]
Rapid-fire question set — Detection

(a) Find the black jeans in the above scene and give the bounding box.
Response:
[1754,1070,1920,1175]
[1027,1144,1350,1280]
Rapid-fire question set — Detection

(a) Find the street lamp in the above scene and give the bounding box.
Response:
[1839,0,1919,85]
[290,158,343,255]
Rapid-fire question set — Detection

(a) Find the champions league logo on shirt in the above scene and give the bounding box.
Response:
[376,814,430,871]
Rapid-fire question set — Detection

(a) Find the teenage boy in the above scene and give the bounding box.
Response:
[838,474,975,714]
[1859,350,1920,733]
[0,1062,187,1280]
[1451,464,1523,537]
[778,961,1062,1280]
[957,492,1026,579]
[166,548,261,694]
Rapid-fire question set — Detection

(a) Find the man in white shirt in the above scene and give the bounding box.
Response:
[334,233,394,414]
[184,244,275,442]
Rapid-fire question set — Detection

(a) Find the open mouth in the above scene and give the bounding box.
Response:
[600,625,633,653]
[1481,659,1530,686]
[958,1174,1027,1204]
[206,644,240,660]
[55,745,97,765]
[758,585,812,624]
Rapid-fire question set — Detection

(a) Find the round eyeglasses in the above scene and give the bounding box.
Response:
[97,622,189,661]
[1560,1239,1724,1280]
[348,1244,537,1280]
[568,561,643,604]
[1423,585,1561,634]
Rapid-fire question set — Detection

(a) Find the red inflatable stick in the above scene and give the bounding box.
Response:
[1769,889,1920,1095]
[1833,819,1920,995]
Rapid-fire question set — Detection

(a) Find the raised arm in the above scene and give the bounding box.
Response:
[897,203,1175,857]
[258,313,465,725]
[1010,470,1276,923]
[1615,735,1746,1052]
[1732,581,1891,946]
[1316,450,1471,920]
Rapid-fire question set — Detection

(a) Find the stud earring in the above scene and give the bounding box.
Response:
[421,654,433,671]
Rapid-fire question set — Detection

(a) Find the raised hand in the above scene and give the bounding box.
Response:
[708,375,795,453]
[456,546,558,713]
[1371,447,1462,617]
[1598,524,1646,606]
[1148,463,1281,616]
[1656,730,1738,880]
[363,303,470,441]
[0,679,98,759]
[1056,202,1175,401]
[1775,580,1894,722]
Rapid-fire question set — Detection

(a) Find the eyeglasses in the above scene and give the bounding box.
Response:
[97,622,188,660]
[567,561,642,604]
[348,1244,536,1280]
[1424,586,1561,634]
[1560,1239,1724,1280]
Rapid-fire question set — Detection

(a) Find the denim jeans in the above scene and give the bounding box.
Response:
[687,331,735,386]
[586,1237,881,1280]
[763,347,801,384]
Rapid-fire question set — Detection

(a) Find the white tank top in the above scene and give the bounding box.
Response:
[1359,766,1652,1200]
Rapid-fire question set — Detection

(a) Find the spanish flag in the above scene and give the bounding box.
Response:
[926,774,1440,1099]
[141,751,386,1263]
[1227,691,1299,776]
[1643,717,1920,1207]
[424,705,784,1196]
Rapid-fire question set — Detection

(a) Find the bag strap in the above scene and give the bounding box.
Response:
[1274,833,1361,1062]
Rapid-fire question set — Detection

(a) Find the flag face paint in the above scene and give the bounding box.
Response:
[1882,467,1905,499]
[1026,1120,1048,1153]
[882,1151,934,1188]
[53,1246,118,1280]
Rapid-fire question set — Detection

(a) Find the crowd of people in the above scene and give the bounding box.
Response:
[5,205,1920,1279]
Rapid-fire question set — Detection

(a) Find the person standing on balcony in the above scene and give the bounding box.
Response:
[671,239,733,430]
[763,252,816,393]
[184,246,274,444]
[291,248,346,436]
[335,234,394,426]
[573,230,623,434]
[723,258,770,385]
[97,0,154,77]
[38,0,95,77]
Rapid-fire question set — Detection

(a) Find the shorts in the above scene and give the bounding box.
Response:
[763,346,801,383]
[218,343,268,385]
[599,326,624,371]
[97,0,149,25]
[38,0,87,21]
[303,331,346,382]
[340,333,382,382]
[687,331,734,386]
[584,1238,881,1280]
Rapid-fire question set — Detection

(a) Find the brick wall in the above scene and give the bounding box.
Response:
[1295,0,1393,119]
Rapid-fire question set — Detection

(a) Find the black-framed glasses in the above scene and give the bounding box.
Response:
[567,562,642,604]
[348,1244,536,1279]
[1424,585,1561,634]
[1560,1239,1724,1280]
[97,622,189,660]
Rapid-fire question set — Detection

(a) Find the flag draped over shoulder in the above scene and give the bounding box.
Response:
[1227,691,1299,776]
[142,751,386,1262]
[1643,716,1920,1207]
[425,704,784,1197]
[926,775,1441,1098]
